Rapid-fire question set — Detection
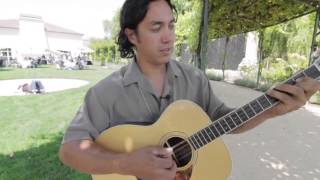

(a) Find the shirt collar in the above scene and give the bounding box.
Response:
[123,60,143,86]
[167,59,182,78]
[123,58,182,87]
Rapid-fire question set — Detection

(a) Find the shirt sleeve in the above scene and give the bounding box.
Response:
[62,88,110,144]
[200,72,234,121]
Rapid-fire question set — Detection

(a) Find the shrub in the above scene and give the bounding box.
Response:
[234,78,257,89]
[206,69,223,81]
[310,92,320,105]
[261,53,308,84]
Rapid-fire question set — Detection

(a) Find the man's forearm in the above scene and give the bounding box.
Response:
[59,140,126,175]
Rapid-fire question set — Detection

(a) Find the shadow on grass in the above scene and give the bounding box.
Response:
[0,68,12,71]
[36,66,51,69]
[0,133,90,180]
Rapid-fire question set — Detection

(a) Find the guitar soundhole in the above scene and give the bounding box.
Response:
[163,137,192,168]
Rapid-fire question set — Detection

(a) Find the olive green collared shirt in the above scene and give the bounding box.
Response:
[62,60,232,144]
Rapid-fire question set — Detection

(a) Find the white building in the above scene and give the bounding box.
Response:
[0,14,86,66]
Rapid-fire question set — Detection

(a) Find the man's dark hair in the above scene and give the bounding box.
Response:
[117,0,177,59]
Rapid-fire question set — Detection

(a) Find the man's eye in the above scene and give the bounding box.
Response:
[169,24,175,30]
[151,27,161,32]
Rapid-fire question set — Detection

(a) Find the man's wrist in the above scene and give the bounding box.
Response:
[111,154,129,175]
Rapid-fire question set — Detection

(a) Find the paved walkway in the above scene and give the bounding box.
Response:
[210,81,320,180]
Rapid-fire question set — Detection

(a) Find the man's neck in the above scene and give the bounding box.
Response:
[135,56,168,97]
[135,56,167,78]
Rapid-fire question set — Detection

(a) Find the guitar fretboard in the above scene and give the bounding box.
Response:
[188,65,320,150]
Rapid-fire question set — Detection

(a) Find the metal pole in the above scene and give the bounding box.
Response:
[257,31,264,88]
[309,8,320,66]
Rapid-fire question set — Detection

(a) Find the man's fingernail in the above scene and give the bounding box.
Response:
[166,148,173,153]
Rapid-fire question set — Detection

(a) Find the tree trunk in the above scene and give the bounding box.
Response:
[196,0,209,72]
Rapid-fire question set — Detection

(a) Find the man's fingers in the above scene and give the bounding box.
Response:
[151,147,173,158]
[268,88,293,104]
[296,77,320,96]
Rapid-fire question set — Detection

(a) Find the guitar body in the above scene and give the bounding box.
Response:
[92,100,231,180]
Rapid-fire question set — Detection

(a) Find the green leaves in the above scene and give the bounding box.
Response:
[207,0,320,39]
[173,0,202,53]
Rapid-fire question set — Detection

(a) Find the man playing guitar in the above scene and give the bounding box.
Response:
[59,0,320,179]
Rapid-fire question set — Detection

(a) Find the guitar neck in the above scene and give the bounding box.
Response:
[188,63,320,151]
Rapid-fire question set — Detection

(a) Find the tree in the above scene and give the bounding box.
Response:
[101,9,121,63]
[89,39,115,66]
[111,9,121,40]
[103,19,112,39]
[172,0,202,67]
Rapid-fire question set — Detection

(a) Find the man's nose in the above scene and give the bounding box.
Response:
[161,28,175,43]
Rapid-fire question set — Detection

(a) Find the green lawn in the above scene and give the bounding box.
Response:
[0,64,118,179]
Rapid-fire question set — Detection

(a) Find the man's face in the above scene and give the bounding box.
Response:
[126,0,176,65]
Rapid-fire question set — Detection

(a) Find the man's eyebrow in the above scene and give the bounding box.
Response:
[150,21,163,26]
[150,18,175,25]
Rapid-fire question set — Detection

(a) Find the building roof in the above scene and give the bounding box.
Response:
[0,18,83,36]
[44,23,83,35]
[0,19,19,29]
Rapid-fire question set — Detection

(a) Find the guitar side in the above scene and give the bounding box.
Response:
[92,100,232,180]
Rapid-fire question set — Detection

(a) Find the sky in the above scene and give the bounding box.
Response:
[0,0,125,39]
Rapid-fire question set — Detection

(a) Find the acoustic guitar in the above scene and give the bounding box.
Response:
[92,60,320,180]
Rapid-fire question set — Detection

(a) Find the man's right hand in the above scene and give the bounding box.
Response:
[119,146,177,180]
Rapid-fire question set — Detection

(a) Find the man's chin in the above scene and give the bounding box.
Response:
[159,56,171,63]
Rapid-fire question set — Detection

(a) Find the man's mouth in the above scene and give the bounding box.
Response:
[160,48,172,54]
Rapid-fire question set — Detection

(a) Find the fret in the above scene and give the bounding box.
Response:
[188,137,198,150]
[219,119,231,132]
[194,133,204,147]
[203,129,213,143]
[286,79,296,85]
[250,100,263,114]
[304,66,320,79]
[263,94,272,105]
[204,127,216,140]
[286,72,305,85]
[214,122,225,135]
[230,112,242,125]
[236,109,249,122]
[302,71,308,78]
[256,99,264,110]
[206,125,217,139]
[209,124,220,137]
[257,95,271,109]
[240,107,250,119]
[225,116,237,129]
[198,131,208,144]
[190,136,200,149]
[191,135,201,148]
[212,124,221,136]
[265,94,278,104]
[243,104,255,118]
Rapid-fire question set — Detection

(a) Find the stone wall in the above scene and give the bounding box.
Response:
[179,34,247,70]
[207,34,246,70]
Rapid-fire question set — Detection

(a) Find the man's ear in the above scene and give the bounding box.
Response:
[125,28,138,45]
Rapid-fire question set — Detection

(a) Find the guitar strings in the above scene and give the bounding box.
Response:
[169,141,195,163]
[173,143,193,163]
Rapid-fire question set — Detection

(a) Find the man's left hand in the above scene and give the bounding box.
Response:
[266,77,320,117]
